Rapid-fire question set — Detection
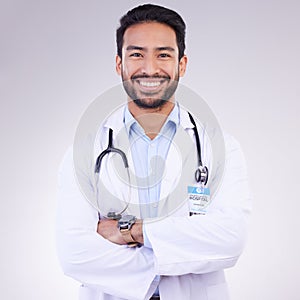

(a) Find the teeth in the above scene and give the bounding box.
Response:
[139,81,160,87]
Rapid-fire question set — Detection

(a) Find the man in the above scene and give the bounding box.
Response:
[56,4,251,300]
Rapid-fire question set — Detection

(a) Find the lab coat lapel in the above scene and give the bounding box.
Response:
[112,125,141,217]
[158,125,197,218]
[96,105,140,218]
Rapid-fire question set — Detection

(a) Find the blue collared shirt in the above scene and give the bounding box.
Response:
[123,103,179,246]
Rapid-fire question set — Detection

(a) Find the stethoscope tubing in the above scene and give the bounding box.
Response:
[94,111,208,218]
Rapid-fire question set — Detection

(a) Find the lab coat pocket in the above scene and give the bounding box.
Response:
[206,282,230,300]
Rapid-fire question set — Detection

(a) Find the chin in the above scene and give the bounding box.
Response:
[133,98,167,109]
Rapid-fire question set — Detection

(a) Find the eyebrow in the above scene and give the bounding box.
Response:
[126,46,144,51]
[156,47,175,52]
[126,45,176,52]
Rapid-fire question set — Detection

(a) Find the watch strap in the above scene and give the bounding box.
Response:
[120,228,139,247]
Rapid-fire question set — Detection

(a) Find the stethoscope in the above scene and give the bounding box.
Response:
[94,111,208,219]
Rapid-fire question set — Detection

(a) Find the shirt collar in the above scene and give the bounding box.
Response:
[123,105,136,135]
[123,102,180,136]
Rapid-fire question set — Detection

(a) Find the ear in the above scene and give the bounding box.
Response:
[179,55,188,77]
[116,55,122,75]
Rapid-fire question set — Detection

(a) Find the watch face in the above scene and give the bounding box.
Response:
[121,215,135,222]
[118,215,136,229]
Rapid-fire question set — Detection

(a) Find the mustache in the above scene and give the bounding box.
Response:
[131,74,170,80]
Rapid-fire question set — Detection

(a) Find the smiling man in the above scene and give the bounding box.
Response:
[56,4,251,300]
[119,21,186,112]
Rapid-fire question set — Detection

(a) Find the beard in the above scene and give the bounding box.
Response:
[122,72,179,109]
[133,96,167,109]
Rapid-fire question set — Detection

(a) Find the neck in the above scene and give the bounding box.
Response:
[128,99,175,140]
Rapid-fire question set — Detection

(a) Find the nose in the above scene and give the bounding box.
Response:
[140,56,160,76]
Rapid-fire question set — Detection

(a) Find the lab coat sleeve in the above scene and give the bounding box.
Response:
[55,147,158,300]
[144,134,252,276]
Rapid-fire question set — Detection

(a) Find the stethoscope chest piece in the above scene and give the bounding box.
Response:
[195,165,209,185]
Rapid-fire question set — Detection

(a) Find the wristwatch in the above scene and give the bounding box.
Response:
[118,215,138,247]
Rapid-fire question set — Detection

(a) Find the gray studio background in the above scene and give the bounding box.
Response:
[1,0,299,299]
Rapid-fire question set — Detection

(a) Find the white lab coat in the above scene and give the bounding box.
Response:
[56,105,251,300]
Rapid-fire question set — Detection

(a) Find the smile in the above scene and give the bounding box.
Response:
[139,81,161,87]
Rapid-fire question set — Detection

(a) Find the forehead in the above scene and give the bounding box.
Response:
[123,22,178,50]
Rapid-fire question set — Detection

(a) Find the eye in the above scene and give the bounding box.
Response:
[159,53,171,58]
[129,52,142,58]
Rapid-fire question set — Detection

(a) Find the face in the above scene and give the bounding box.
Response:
[116,22,187,109]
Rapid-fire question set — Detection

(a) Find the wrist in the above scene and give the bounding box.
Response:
[131,220,144,245]
[117,215,143,247]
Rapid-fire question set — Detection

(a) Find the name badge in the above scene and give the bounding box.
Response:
[188,186,211,215]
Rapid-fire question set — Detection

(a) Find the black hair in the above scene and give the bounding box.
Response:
[116,4,186,60]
